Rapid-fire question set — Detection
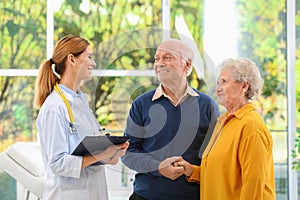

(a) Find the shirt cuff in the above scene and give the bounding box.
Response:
[187,165,200,184]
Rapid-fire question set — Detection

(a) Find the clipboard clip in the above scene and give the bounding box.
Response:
[99,128,111,136]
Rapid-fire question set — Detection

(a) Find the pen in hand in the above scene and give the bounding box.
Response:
[109,148,122,160]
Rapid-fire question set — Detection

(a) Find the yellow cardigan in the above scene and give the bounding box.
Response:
[188,103,276,200]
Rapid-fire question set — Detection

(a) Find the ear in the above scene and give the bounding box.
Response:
[184,58,192,74]
[186,58,192,67]
[242,81,250,92]
[66,54,75,66]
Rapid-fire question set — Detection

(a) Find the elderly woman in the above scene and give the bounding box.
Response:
[177,58,276,200]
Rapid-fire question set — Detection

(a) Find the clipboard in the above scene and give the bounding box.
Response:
[71,135,129,156]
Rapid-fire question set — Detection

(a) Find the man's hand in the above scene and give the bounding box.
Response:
[158,156,184,180]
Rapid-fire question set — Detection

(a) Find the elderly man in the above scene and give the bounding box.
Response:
[122,39,219,200]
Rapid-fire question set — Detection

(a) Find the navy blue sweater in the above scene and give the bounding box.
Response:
[122,89,219,200]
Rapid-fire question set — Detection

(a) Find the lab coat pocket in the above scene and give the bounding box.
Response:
[60,176,88,199]
[61,189,89,200]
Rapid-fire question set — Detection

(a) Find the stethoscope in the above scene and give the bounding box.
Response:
[54,83,77,134]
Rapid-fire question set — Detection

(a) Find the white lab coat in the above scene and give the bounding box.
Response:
[37,84,109,200]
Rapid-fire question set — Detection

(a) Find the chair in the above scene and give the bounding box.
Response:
[0,142,46,200]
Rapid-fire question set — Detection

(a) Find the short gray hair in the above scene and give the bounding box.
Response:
[158,39,194,76]
[217,58,264,100]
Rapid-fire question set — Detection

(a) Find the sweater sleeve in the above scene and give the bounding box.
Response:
[238,118,273,200]
[187,165,200,184]
[121,99,161,175]
[121,134,161,175]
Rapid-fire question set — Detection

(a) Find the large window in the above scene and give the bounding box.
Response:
[0,0,298,199]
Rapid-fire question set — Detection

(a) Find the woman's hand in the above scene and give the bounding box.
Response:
[82,141,129,167]
[158,156,184,180]
[176,158,194,177]
[99,141,129,165]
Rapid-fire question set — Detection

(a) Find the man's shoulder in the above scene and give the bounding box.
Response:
[191,88,214,101]
[134,89,156,101]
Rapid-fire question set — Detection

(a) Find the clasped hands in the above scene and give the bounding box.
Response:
[158,156,194,180]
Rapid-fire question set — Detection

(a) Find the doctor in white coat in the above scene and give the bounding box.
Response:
[34,35,129,200]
